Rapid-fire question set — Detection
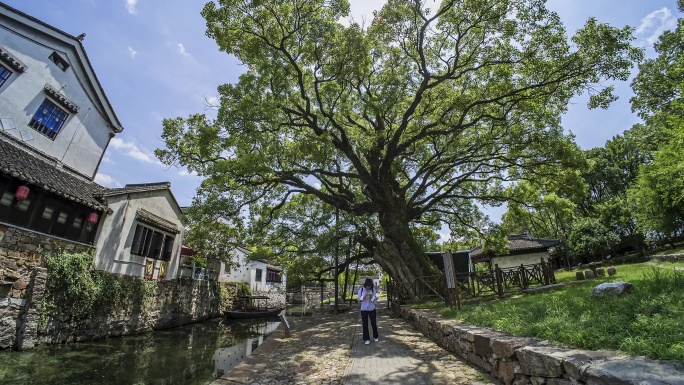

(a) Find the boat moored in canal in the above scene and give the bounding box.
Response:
[224,295,283,319]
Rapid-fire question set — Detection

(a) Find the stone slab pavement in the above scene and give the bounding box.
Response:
[343,303,498,385]
[214,300,498,384]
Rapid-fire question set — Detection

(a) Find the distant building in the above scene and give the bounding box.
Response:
[469,231,561,270]
[217,245,286,292]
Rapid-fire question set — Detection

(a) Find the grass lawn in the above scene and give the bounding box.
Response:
[414,263,684,361]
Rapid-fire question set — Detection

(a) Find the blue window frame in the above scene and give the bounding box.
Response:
[28,99,68,140]
[0,64,10,87]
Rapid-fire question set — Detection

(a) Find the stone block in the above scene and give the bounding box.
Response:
[595,268,605,277]
[516,346,564,377]
[584,270,595,279]
[547,379,573,385]
[559,349,615,380]
[491,336,537,358]
[607,267,616,276]
[497,359,521,385]
[467,352,492,372]
[584,356,684,385]
[575,271,585,280]
[531,376,547,385]
[589,282,633,297]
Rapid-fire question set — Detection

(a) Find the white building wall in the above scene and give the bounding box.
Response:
[0,19,115,179]
[218,248,285,292]
[492,251,550,270]
[93,190,184,279]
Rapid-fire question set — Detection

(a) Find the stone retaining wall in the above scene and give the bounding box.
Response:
[397,306,684,385]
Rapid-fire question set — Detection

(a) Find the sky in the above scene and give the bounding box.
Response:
[4,0,680,230]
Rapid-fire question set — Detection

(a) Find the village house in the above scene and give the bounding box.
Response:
[216,245,286,293]
[0,2,185,281]
[469,231,562,270]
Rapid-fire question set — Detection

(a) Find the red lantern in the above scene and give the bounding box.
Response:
[15,185,30,201]
[87,212,99,224]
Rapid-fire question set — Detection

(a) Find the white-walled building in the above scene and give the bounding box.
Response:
[217,246,286,292]
[0,3,123,180]
[0,3,122,246]
[93,183,185,280]
[0,4,187,281]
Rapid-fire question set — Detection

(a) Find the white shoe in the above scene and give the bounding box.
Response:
[374,338,379,342]
[364,340,370,345]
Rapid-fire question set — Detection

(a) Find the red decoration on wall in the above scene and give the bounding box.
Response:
[15,185,30,201]
[87,212,99,224]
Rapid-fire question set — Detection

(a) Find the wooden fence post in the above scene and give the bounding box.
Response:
[541,258,550,285]
[520,264,529,289]
[495,264,504,297]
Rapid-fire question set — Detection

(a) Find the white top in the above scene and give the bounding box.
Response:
[357,287,377,311]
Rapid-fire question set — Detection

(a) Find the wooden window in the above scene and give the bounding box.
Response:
[131,224,175,261]
[255,268,263,282]
[49,52,69,71]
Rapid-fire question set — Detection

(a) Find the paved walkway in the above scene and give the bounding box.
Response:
[344,309,430,384]
[215,301,497,384]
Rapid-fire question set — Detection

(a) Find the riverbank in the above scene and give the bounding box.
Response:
[216,302,497,384]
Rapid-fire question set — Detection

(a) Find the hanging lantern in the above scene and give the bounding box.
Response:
[87,212,99,224]
[15,185,30,201]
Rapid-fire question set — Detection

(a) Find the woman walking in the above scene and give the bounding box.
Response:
[357,278,379,345]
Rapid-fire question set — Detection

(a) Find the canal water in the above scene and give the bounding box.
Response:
[0,318,280,385]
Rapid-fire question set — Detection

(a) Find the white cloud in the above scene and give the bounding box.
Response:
[206,95,220,106]
[177,43,189,57]
[110,137,160,165]
[636,7,677,47]
[102,155,115,164]
[95,173,122,187]
[125,0,138,15]
[178,169,198,177]
[128,46,137,59]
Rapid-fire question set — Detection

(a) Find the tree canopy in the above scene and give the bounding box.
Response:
[157,0,641,285]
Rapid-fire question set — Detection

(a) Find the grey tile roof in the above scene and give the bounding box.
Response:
[0,134,108,211]
[471,233,561,259]
[135,208,180,234]
[100,182,172,197]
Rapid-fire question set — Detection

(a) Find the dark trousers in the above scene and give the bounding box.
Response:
[361,310,379,341]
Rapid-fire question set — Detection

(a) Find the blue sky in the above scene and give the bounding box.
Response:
[4,0,680,220]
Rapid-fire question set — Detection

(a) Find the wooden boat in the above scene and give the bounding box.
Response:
[224,295,283,319]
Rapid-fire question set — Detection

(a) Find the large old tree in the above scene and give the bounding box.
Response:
[157,0,641,286]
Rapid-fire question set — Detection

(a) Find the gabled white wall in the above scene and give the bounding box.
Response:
[492,251,550,270]
[218,247,285,292]
[0,16,117,179]
[93,190,184,279]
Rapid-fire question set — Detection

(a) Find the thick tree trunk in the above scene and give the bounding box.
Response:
[373,205,441,298]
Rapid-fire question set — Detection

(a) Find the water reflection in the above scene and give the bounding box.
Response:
[0,318,280,385]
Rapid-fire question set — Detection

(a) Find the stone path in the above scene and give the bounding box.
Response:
[344,306,498,385]
[344,311,430,384]
[215,301,498,384]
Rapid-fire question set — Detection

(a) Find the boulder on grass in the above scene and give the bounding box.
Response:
[590,281,633,297]
[596,268,605,277]
[585,270,595,279]
[607,266,617,276]
[575,271,585,280]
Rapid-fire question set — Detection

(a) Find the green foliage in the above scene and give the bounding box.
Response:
[433,263,684,361]
[181,204,242,264]
[41,251,159,324]
[157,0,641,281]
[566,217,620,262]
[190,255,208,268]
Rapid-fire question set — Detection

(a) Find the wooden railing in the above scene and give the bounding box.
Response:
[389,258,557,305]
